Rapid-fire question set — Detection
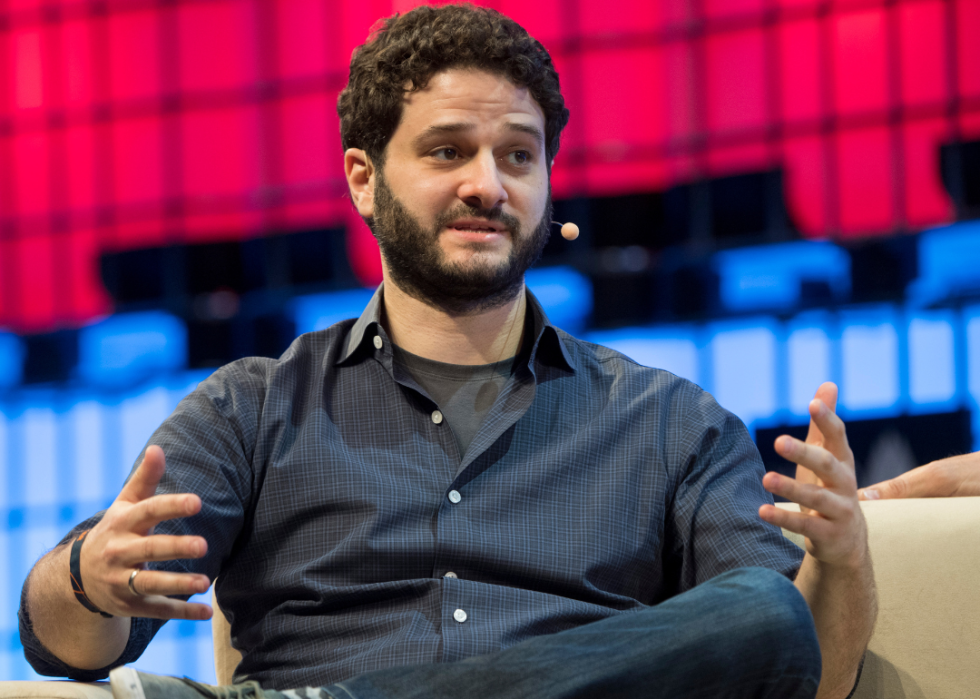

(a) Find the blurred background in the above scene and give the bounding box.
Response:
[1,0,979,681]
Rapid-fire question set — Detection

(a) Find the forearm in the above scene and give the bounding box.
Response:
[794,550,877,699]
[26,542,131,670]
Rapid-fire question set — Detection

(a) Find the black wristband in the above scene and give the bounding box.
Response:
[69,530,113,618]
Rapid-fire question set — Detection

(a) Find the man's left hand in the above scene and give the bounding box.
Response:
[758,382,870,570]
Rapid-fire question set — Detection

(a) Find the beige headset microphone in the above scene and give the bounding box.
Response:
[551,220,580,241]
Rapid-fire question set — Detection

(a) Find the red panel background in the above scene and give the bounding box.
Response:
[705,29,767,135]
[782,135,827,235]
[178,1,259,93]
[778,19,822,125]
[581,48,665,151]
[704,0,765,21]
[578,0,666,36]
[275,0,332,80]
[60,19,95,109]
[0,0,973,332]
[837,126,893,235]
[897,1,946,108]
[108,11,160,103]
[832,9,889,117]
[956,0,980,99]
[112,118,164,207]
[902,118,953,227]
[11,131,50,218]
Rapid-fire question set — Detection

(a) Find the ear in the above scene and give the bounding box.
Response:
[345,148,376,218]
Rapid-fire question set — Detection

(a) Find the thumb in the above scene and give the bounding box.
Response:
[118,445,167,504]
[859,476,910,500]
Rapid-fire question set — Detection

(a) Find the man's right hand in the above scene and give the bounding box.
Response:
[79,445,213,620]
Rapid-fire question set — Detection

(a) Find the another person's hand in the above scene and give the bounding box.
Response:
[760,382,869,569]
[859,452,980,500]
[80,445,213,620]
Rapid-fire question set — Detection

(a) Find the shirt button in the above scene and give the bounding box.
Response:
[448,490,461,504]
[373,336,383,350]
[444,571,458,579]
[453,608,467,623]
[431,410,443,424]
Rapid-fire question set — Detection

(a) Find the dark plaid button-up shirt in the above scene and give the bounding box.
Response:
[21,286,804,688]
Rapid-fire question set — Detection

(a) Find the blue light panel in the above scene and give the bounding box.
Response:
[908,219,980,305]
[71,399,107,505]
[839,307,900,415]
[786,318,835,418]
[708,319,778,427]
[291,288,376,335]
[907,312,956,408]
[22,406,58,508]
[78,312,187,388]
[525,266,593,335]
[963,306,980,407]
[713,241,850,313]
[583,327,700,385]
[0,333,23,389]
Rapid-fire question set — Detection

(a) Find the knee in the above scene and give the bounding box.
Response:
[711,568,818,644]
[725,567,821,676]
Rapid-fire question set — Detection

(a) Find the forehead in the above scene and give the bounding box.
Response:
[397,68,545,135]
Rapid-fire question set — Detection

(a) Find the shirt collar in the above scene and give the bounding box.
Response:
[336,282,577,373]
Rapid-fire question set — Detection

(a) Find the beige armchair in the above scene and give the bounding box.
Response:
[3,497,978,699]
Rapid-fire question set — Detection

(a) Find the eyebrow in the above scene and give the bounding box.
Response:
[411,122,545,150]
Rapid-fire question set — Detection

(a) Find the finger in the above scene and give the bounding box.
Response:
[121,596,214,622]
[120,493,203,534]
[127,569,211,598]
[118,446,167,504]
[815,382,839,413]
[859,474,915,500]
[775,435,847,487]
[759,503,834,541]
[763,472,846,519]
[804,382,839,445]
[114,534,208,567]
[792,460,822,517]
[807,398,854,468]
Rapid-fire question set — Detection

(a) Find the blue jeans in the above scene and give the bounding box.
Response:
[322,566,821,699]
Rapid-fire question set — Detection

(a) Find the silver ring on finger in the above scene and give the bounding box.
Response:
[128,569,145,597]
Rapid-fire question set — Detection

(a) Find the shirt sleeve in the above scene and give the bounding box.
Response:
[17,358,271,680]
[663,380,805,593]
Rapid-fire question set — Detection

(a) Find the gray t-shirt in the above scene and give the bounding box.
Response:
[393,345,516,460]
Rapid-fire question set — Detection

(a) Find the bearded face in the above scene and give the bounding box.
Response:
[367,168,553,315]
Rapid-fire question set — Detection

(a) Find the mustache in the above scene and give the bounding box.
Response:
[433,206,522,234]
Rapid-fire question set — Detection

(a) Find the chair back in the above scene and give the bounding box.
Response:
[211,586,244,686]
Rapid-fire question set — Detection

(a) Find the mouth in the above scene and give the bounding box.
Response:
[446,219,508,236]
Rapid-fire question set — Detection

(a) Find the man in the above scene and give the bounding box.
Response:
[20,5,875,699]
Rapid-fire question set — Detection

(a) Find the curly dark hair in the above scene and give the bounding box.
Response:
[337,3,569,171]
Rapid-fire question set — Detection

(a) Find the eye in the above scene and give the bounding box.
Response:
[507,150,532,166]
[432,147,459,161]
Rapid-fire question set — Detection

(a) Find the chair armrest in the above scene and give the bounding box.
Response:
[777,497,980,698]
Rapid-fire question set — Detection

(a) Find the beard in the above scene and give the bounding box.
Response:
[366,170,552,315]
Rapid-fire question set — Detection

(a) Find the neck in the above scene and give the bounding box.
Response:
[381,277,527,365]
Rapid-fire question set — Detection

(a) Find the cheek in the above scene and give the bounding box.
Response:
[512,179,548,223]
[386,173,449,221]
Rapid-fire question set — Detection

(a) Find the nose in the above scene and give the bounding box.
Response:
[456,151,508,210]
